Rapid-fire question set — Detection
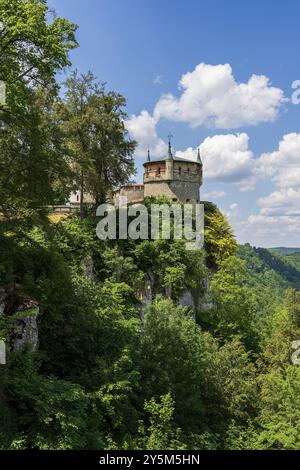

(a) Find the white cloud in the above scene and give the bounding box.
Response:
[127,62,286,162]
[201,133,254,185]
[201,190,227,200]
[240,134,300,245]
[176,133,255,190]
[258,188,300,217]
[175,146,197,161]
[125,110,167,159]
[247,134,300,241]
[225,202,240,221]
[258,133,300,189]
[243,214,300,246]
[154,63,286,129]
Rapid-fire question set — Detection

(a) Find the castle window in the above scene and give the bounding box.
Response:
[178,167,181,175]
[172,198,177,202]
[77,195,79,202]
[186,199,190,202]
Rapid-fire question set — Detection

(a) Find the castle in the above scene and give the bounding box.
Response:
[113,140,203,206]
[68,140,203,208]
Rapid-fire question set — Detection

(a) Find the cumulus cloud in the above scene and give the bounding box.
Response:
[244,214,300,245]
[225,202,240,221]
[201,190,227,200]
[176,133,256,190]
[258,188,300,217]
[252,133,300,219]
[126,62,286,162]
[125,110,167,159]
[153,63,286,129]
[258,133,300,188]
[243,134,300,245]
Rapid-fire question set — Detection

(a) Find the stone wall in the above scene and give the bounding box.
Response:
[113,185,145,206]
[144,179,200,202]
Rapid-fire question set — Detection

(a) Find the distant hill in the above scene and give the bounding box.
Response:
[268,248,300,274]
[269,247,300,256]
[238,244,300,291]
[286,252,300,271]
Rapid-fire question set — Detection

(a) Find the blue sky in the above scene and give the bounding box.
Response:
[51,0,300,247]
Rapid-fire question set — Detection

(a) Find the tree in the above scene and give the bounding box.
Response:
[0,0,78,218]
[0,87,73,217]
[138,394,187,450]
[59,71,136,215]
[139,297,214,431]
[208,256,259,350]
[204,202,237,269]
[0,0,77,90]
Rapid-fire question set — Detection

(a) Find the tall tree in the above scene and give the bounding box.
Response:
[60,71,136,215]
[0,0,78,218]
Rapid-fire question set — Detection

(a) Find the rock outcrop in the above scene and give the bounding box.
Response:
[0,284,39,353]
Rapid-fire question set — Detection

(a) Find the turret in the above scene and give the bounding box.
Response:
[165,135,174,180]
[197,147,202,165]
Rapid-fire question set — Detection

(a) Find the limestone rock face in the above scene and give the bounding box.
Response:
[178,290,195,308]
[136,272,154,307]
[11,315,39,353]
[0,284,39,353]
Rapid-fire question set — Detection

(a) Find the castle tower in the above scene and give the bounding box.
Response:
[112,140,203,206]
[143,142,203,203]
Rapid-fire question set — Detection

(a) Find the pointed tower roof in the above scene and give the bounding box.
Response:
[167,134,173,160]
[197,147,203,165]
[147,149,151,162]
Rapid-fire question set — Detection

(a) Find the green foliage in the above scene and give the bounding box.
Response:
[286,252,300,271]
[2,205,300,450]
[138,394,187,450]
[257,366,300,449]
[59,70,136,209]
[269,247,300,256]
[2,0,300,453]
[139,297,212,430]
[239,244,300,290]
[0,352,90,450]
[204,202,237,268]
[208,256,259,350]
[0,0,78,218]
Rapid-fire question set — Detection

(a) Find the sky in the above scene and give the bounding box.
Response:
[50,0,300,247]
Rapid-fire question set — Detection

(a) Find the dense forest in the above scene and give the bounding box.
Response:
[1,0,300,451]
